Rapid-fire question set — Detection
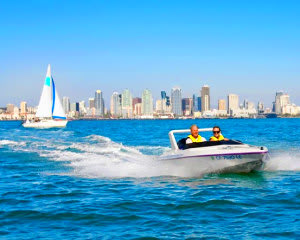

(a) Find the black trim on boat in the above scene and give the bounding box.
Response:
[177,139,243,150]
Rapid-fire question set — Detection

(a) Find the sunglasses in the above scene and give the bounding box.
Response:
[213,131,220,134]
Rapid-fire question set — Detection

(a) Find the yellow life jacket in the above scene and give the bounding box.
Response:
[210,135,225,141]
[188,134,202,143]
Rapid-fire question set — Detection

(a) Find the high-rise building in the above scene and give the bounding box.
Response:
[141,89,153,116]
[156,99,162,113]
[160,90,170,113]
[227,94,239,113]
[257,101,264,114]
[89,98,95,109]
[79,101,86,115]
[95,90,104,116]
[70,103,76,112]
[182,98,193,116]
[134,103,142,116]
[132,97,142,111]
[243,99,249,109]
[192,94,199,113]
[275,91,284,114]
[110,92,122,117]
[280,94,290,107]
[20,101,27,114]
[201,85,210,112]
[121,89,133,118]
[62,97,70,114]
[218,99,226,111]
[197,97,201,112]
[75,102,80,112]
[171,87,182,116]
[6,104,14,114]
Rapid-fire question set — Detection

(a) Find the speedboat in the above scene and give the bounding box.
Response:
[159,128,268,174]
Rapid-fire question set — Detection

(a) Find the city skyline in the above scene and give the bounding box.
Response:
[1,1,299,107]
[2,86,300,120]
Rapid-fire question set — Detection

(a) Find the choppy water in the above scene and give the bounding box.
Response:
[1,119,299,239]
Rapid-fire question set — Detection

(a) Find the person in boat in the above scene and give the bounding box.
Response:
[186,124,205,144]
[209,126,229,141]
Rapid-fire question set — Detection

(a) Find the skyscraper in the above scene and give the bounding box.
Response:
[182,98,192,116]
[227,94,239,113]
[275,91,284,114]
[218,99,226,111]
[89,98,95,109]
[62,97,70,114]
[192,94,198,113]
[160,90,170,113]
[141,89,153,116]
[171,87,182,116]
[6,104,14,114]
[20,101,27,114]
[95,90,104,116]
[121,89,133,118]
[110,92,122,117]
[201,85,210,112]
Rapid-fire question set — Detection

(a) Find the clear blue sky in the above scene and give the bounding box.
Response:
[1,0,299,108]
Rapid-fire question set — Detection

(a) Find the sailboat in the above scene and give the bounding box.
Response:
[23,64,68,128]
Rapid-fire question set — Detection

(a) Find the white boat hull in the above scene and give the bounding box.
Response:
[22,119,68,129]
[159,144,268,174]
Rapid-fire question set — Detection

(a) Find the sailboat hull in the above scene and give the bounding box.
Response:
[23,119,68,129]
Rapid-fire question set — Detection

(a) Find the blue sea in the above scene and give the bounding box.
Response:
[1,119,299,239]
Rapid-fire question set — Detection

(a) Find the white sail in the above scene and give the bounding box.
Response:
[51,77,66,119]
[36,64,53,118]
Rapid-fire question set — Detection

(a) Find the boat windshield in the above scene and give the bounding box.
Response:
[177,139,243,150]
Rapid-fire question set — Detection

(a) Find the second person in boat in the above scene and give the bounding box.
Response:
[209,126,229,141]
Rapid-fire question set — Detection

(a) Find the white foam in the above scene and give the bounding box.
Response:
[3,133,300,178]
[0,140,25,146]
[264,152,300,171]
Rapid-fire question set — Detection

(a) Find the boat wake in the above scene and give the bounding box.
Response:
[1,135,300,178]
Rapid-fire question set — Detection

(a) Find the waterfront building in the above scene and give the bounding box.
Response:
[280,94,290,110]
[201,85,210,112]
[218,99,226,111]
[79,101,86,115]
[121,89,133,118]
[62,97,70,114]
[141,89,153,116]
[275,91,284,114]
[89,98,95,109]
[6,104,14,114]
[156,99,162,113]
[243,99,248,109]
[192,94,201,113]
[282,104,300,115]
[247,102,255,110]
[227,94,239,114]
[134,103,142,117]
[257,102,264,114]
[70,103,76,112]
[182,98,193,116]
[95,90,104,116]
[110,92,122,117]
[161,91,170,113]
[132,97,142,114]
[171,87,182,116]
[20,101,27,114]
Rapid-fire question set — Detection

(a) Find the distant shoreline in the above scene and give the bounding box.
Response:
[1,117,300,122]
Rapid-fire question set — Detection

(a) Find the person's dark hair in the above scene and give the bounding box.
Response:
[213,126,221,131]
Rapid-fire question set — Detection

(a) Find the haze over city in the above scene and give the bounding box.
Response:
[1,0,299,107]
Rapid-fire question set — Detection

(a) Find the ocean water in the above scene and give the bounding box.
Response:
[0,119,299,239]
